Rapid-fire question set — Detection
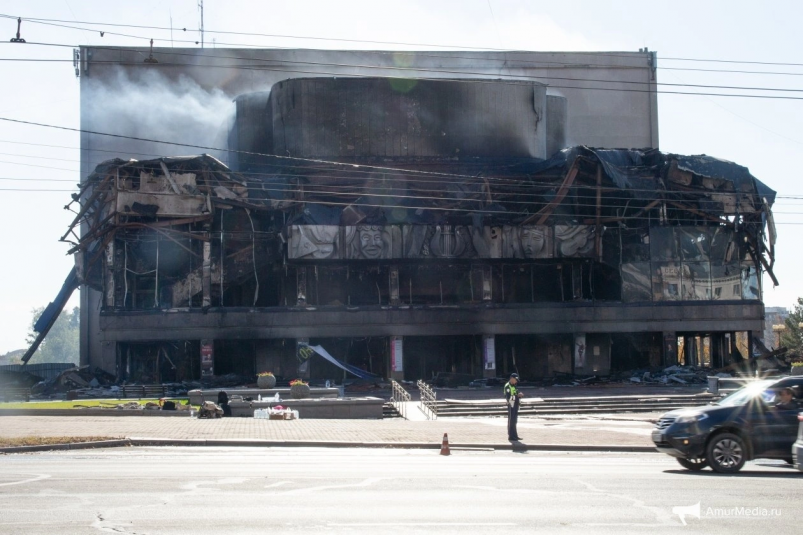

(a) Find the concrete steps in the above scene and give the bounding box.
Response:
[435,394,715,417]
[384,394,716,418]
[383,403,402,418]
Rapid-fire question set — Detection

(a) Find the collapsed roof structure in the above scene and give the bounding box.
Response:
[64,146,776,295]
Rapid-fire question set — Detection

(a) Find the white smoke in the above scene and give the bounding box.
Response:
[82,68,236,165]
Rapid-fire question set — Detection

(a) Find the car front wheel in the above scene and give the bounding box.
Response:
[676,457,708,471]
[706,433,746,473]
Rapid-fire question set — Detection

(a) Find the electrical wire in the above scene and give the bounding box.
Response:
[1,24,803,98]
[7,12,803,69]
[0,116,792,207]
[6,54,803,96]
[0,114,788,200]
[4,37,803,99]
[10,54,803,79]
[5,187,802,224]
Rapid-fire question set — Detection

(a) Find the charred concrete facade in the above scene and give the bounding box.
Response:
[69,47,774,383]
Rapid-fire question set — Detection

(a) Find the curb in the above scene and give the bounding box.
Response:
[0,437,657,454]
[0,409,191,417]
[0,439,131,453]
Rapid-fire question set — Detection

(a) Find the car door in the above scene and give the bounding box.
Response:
[748,387,800,457]
[767,405,801,456]
[742,396,775,456]
[752,380,803,457]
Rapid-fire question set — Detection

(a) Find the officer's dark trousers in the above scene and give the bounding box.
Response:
[507,405,519,439]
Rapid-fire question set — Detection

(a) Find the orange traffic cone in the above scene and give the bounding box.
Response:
[440,433,451,456]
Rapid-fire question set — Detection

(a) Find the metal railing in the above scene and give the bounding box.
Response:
[417,380,438,420]
[390,379,411,419]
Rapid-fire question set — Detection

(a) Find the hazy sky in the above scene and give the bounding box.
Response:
[0,0,800,353]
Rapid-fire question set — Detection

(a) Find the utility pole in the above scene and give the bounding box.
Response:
[198,0,204,48]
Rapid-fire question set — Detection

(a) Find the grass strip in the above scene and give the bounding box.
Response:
[0,436,122,447]
[0,399,192,410]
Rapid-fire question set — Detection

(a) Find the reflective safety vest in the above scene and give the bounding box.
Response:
[504,382,519,407]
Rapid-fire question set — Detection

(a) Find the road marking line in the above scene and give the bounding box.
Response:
[0,474,51,487]
[278,477,383,495]
[328,523,517,527]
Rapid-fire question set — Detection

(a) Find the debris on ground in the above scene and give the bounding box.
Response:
[0,370,43,389]
[198,401,223,418]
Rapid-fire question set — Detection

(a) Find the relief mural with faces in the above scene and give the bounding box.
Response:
[554,225,596,258]
[285,223,754,303]
[344,225,402,260]
[502,225,552,259]
[289,225,340,259]
[402,225,475,258]
[289,224,596,259]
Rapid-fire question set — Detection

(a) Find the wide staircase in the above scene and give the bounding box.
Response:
[434,393,716,417]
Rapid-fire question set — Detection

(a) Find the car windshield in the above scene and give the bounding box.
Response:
[716,379,776,407]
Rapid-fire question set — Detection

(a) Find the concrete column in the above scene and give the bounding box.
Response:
[711,334,723,369]
[202,240,211,308]
[662,332,678,366]
[482,335,496,378]
[104,241,115,307]
[482,266,492,301]
[573,333,587,373]
[389,266,400,305]
[749,331,759,375]
[100,341,117,379]
[296,267,307,306]
[390,336,404,381]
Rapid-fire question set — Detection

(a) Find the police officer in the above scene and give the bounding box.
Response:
[504,373,524,441]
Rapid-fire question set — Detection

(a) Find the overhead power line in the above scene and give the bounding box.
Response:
[0,115,789,207]
[3,138,800,211]
[5,12,803,70]
[10,55,803,78]
[4,53,803,96]
[4,184,803,225]
[4,41,803,102]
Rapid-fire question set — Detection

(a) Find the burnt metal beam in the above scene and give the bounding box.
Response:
[521,158,580,225]
[21,268,80,364]
[666,201,734,228]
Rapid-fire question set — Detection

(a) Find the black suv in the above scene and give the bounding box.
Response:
[652,376,803,473]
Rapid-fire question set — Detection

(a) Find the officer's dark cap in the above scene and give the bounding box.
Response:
[510,373,520,380]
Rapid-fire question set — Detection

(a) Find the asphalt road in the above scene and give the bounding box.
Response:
[0,447,799,534]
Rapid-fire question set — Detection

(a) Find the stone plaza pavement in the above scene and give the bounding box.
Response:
[0,413,660,450]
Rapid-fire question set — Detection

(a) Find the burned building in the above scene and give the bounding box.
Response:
[24,48,775,383]
[44,71,775,384]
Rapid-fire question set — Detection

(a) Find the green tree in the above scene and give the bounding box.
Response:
[781,298,803,359]
[0,349,24,365]
[25,306,80,364]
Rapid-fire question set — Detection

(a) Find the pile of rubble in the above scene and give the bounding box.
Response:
[31,365,115,396]
[72,400,195,411]
[619,365,729,385]
[540,365,734,388]
[28,366,201,399]
[0,369,43,389]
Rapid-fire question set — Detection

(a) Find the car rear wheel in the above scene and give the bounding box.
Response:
[676,457,708,471]
[706,433,746,473]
